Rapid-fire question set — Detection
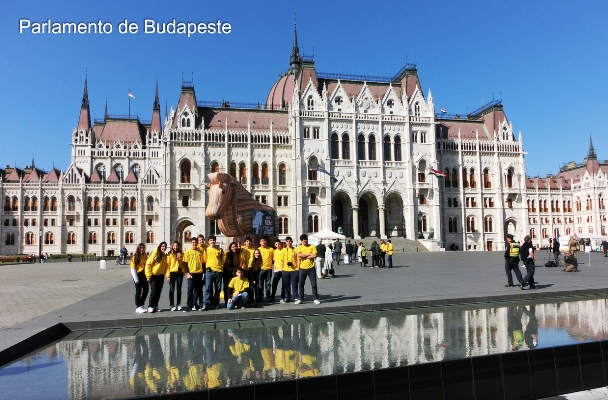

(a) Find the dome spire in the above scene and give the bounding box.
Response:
[81,73,89,108]
[588,135,597,159]
[290,17,301,67]
[153,78,160,111]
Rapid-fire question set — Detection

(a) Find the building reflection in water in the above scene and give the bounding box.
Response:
[5,298,608,398]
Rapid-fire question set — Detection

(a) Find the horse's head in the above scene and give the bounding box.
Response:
[205,172,236,219]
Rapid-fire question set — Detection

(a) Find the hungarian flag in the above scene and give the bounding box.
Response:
[430,168,448,178]
[128,91,136,99]
[317,167,338,182]
[440,107,447,113]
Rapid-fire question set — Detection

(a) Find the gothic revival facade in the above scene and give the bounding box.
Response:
[1,32,538,256]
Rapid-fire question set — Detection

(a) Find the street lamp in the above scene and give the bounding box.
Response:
[38,229,42,263]
[417,211,424,239]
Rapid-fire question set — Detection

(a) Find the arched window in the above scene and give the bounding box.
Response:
[469,168,476,188]
[125,231,134,244]
[418,214,427,233]
[341,134,350,160]
[239,162,247,184]
[67,195,75,212]
[555,200,560,212]
[567,200,571,212]
[466,216,476,232]
[368,134,376,161]
[112,197,118,212]
[394,136,402,161]
[130,197,137,212]
[43,197,50,211]
[307,215,319,233]
[418,160,427,183]
[262,164,269,185]
[106,231,116,244]
[278,163,287,185]
[4,196,10,211]
[88,232,97,244]
[575,198,581,212]
[67,232,76,245]
[483,168,491,188]
[600,194,605,210]
[444,169,451,188]
[123,197,130,211]
[527,199,531,212]
[462,167,469,188]
[530,228,536,239]
[146,231,155,244]
[94,197,100,211]
[252,163,260,185]
[229,162,237,179]
[279,217,289,235]
[484,216,493,232]
[50,197,57,211]
[452,168,458,188]
[383,136,391,161]
[25,232,34,245]
[44,231,54,245]
[114,164,124,181]
[414,102,420,116]
[181,160,191,183]
[357,134,366,160]
[331,133,340,159]
[12,196,19,211]
[506,168,514,188]
[87,197,93,211]
[32,196,38,211]
[565,228,571,235]
[181,117,186,127]
[146,196,154,212]
[24,196,30,211]
[96,164,106,180]
[307,95,314,110]
[211,161,220,173]
[531,200,536,212]
[543,200,548,212]
[308,157,318,181]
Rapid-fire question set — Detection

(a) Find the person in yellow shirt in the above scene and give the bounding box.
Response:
[183,238,204,312]
[256,237,274,303]
[386,239,394,268]
[145,241,168,313]
[241,237,256,303]
[280,236,298,303]
[202,235,225,311]
[130,243,149,313]
[197,234,208,272]
[166,241,185,311]
[379,239,388,268]
[223,242,244,305]
[227,268,250,309]
[270,239,286,302]
[295,234,320,305]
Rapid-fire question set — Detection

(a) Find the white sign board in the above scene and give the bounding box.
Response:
[585,245,592,253]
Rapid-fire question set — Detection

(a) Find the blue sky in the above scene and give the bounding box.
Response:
[1,0,606,177]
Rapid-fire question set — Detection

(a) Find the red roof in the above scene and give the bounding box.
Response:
[90,169,102,183]
[4,168,21,182]
[201,108,289,131]
[94,119,146,145]
[24,168,43,182]
[105,169,120,183]
[124,169,138,183]
[43,168,61,182]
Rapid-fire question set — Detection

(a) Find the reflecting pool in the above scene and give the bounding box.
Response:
[1,297,608,399]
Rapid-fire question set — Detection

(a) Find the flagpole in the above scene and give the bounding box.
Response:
[128,88,131,119]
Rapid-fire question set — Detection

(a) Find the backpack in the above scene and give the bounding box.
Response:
[544,261,558,268]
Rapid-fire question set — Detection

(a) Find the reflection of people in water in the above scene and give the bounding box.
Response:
[145,334,168,394]
[167,333,183,393]
[522,305,539,349]
[130,335,149,396]
[183,332,204,391]
[203,331,225,389]
[507,306,525,351]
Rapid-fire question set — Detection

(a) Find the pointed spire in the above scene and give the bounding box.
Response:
[78,74,91,130]
[588,136,597,159]
[290,19,301,67]
[81,74,89,108]
[31,155,35,169]
[153,79,160,111]
[104,96,108,119]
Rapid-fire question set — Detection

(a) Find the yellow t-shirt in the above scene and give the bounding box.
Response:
[228,276,249,294]
[183,248,204,274]
[296,244,316,269]
[204,246,225,273]
[166,252,184,276]
[183,364,204,391]
[387,243,394,255]
[242,247,255,271]
[282,247,297,272]
[258,246,274,270]
[130,255,146,274]
[145,249,168,279]
[380,243,388,253]
[273,248,286,271]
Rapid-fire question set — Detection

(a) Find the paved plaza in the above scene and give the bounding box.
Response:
[2,250,608,363]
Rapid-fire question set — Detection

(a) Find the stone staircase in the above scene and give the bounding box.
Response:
[379,237,430,253]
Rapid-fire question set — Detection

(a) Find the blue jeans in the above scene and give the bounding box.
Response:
[258,269,272,301]
[168,272,183,307]
[521,259,535,288]
[186,272,203,309]
[387,254,393,268]
[227,292,249,309]
[298,268,318,301]
[282,271,299,301]
[203,270,222,307]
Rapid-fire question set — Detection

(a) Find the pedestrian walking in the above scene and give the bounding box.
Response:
[345,240,354,264]
[315,239,326,279]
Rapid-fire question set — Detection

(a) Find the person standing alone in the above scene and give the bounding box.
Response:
[520,235,536,290]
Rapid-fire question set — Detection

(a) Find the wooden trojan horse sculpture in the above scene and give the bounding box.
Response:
[205,172,278,245]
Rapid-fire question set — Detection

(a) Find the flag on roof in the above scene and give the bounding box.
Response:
[429,168,448,178]
[317,167,338,182]
[128,91,136,99]
[440,107,447,113]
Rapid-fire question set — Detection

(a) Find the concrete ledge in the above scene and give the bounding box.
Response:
[0,323,69,367]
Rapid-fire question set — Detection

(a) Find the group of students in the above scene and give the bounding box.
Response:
[354,239,394,268]
[130,234,321,314]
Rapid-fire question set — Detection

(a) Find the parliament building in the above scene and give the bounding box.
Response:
[1,31,604,256]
